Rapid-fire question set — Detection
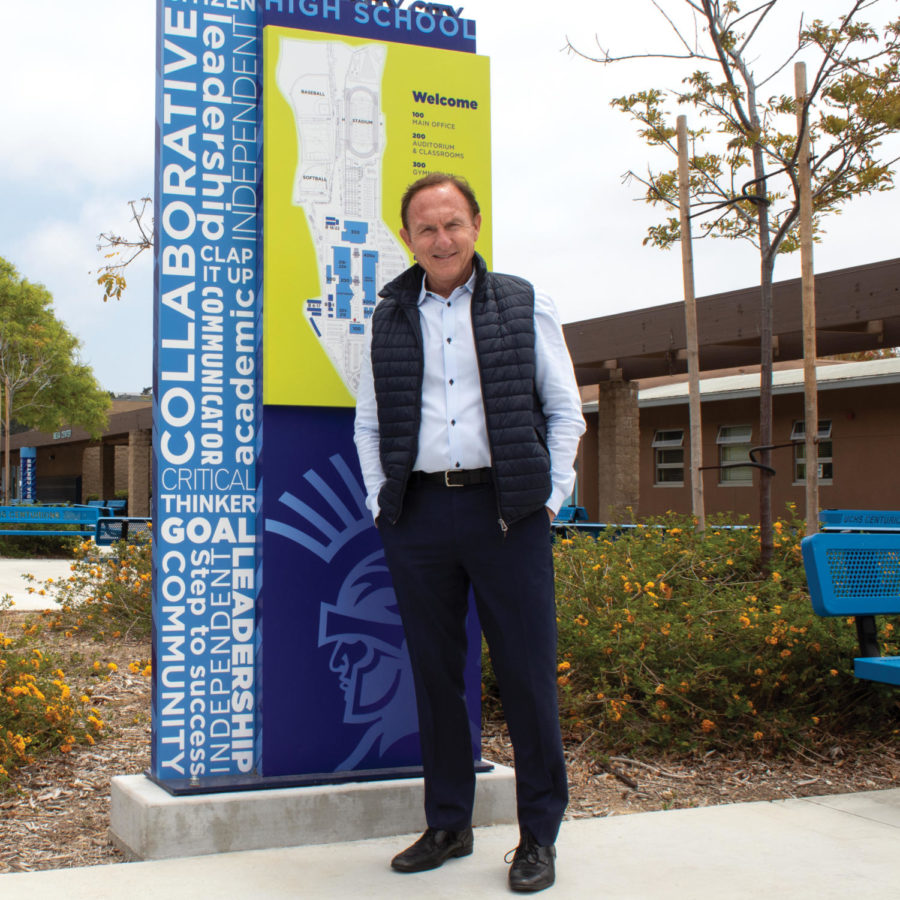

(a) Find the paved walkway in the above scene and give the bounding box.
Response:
[1,788,899,897]
[0,556,72,611]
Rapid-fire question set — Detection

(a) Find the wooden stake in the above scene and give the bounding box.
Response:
[795,62,819,535]
[677,116,705,531]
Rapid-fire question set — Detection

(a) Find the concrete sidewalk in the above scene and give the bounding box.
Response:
[0,556,72,611]
[2,788,899,898]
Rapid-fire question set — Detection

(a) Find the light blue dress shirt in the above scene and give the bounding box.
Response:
[354,270,586,522]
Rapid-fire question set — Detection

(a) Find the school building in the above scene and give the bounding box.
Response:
[566,257,900,521]
[577,357,900,521]
[1,395,151,516]
[3,258,898,525]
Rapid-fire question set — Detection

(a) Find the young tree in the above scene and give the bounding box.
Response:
[569,0,900,566]
[0,257,110,502]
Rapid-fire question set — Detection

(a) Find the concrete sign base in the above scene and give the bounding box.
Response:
[110,763,516,861]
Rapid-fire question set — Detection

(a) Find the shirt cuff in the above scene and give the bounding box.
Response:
[545,485,572,520]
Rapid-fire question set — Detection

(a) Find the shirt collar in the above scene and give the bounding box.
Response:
[417,268,477,306]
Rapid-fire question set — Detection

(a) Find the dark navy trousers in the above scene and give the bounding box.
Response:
[378,481,568,847]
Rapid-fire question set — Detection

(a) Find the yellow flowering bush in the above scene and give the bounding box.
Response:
[483,509,900,755]
[34,538,152,638]
[0,540,151,783]
[0,622,103,782]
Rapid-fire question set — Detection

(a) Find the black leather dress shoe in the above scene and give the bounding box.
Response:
[390,826,474,873]
[507,828,556,892]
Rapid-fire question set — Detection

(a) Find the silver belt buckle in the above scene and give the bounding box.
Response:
[444,470,462,487]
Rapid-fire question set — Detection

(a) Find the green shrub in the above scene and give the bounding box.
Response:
[0,529,79,559]
[484,508,900,756]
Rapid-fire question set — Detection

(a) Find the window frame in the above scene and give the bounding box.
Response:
[716,424,754,486]
[652,429,685,487]
[792,419,833,485]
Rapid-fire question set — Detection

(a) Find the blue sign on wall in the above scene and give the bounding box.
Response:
[19,447,36,502]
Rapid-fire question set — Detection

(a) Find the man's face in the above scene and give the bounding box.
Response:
[400,182,482,297]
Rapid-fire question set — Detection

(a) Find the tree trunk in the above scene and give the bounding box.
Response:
[0,381,4,505]
[758,253,775,571]
[3,377,10,505]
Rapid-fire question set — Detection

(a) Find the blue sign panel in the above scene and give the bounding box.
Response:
[153,0,485,789]
[19,447,36,502]
[153,1,262,781]
[261,407,417,772]
[261,0,477,51]
[260,406,482,774]
[255,0,484,778]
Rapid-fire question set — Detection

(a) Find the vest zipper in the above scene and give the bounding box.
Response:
[469,277,509,539]
[388,303,424,525]
[393,460,415,525]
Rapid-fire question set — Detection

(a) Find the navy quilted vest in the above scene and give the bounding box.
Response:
[371,253,550,526]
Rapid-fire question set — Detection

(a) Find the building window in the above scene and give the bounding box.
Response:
[791,420,833,484]
[717,425,754,485]
[652,429,684,485]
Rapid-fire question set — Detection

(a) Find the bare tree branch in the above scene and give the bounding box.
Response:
[652,0,699,55]
[95,197,154,302]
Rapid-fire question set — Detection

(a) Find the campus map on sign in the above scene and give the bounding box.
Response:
[276,37,408,396]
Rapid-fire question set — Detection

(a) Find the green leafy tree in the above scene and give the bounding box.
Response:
[0,257,110,502]
[569,0,900,567]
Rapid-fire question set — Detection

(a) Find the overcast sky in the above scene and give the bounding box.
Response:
[1,0,897,392]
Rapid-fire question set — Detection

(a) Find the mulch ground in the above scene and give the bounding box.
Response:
[1,608,898,873]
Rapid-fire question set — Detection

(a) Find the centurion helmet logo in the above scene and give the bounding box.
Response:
[318,550,416,770]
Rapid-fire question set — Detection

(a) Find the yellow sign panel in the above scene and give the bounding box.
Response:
[263,26,492,408]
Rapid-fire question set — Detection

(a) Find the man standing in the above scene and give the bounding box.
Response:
[354,173,584,893]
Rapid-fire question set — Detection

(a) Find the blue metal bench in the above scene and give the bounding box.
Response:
[802,510,900,686]
[553,505,589,524]
[94,517,151,546]
[551,508,750,541]
[0,505,101,537]
[87,499,129,516]
[819,509,900,532]
[552,507,609,539]
[551,506,608,539]
[0,505,150,545]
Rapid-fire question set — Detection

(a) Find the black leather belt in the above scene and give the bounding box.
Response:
[410,468,493,488]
